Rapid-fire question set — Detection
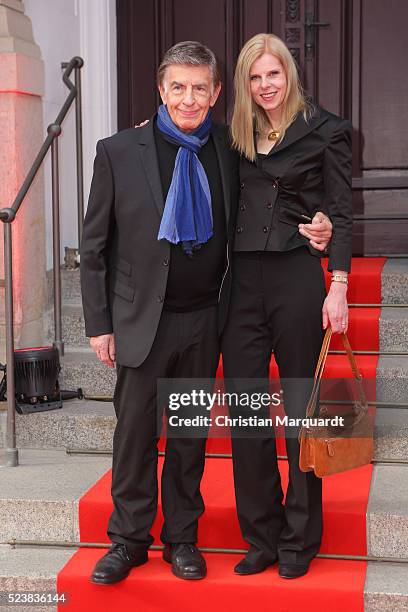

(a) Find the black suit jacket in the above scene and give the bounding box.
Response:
[80,120,238,367]
[234,106,353,272]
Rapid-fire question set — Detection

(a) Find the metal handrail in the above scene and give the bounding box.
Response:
[348,304,408,307]
[66,450,408,466]
[0,57,84,223]
[0,56,84,467]
[62,60,84,248]
[7,539,408,563]
[329,350,408,356]
[353,214,408,221]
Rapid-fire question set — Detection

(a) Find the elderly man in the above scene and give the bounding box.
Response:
[81,41,332,584]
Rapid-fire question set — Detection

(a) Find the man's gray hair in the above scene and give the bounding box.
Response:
[157,41,220,87]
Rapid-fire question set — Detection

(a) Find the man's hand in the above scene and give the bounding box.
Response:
[90,333,116,368]
[298,211,332,252]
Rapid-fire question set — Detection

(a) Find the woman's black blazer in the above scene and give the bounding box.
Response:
[234,105,353,272]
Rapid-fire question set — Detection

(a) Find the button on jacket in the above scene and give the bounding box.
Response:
[233,106,353,272]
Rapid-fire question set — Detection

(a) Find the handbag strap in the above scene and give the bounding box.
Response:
[305,328,368,418]
[313,327,332,381]
[305,329,332,417]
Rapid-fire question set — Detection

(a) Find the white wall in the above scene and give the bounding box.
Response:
[24,0,117,269]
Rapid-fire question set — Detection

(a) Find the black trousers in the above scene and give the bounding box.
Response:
[221,247,326,566]
[107,306,219,552]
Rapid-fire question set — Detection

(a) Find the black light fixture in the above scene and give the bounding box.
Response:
[0,346,62,414]
[0,346,86,414]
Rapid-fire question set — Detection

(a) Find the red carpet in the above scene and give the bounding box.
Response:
[57,551,366,612]
[322,257,385,302]
[217,351,379,380]
[79,458,372,555]
[57,258,385,611]
[217,257,385,378]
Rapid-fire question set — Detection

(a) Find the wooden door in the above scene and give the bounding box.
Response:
[116,0,408,255]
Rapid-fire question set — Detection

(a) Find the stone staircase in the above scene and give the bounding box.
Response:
[0,260,408,610]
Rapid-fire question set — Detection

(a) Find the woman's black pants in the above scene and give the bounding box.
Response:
[221,247,326,567]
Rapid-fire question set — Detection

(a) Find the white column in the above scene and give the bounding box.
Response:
[78,0,117,205]
[0,0,46,358]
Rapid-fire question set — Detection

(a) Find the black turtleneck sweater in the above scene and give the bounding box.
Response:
[154,120,227,312]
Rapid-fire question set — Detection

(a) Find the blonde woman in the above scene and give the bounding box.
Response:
[222,33,352,579]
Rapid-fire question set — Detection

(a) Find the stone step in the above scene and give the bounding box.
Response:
[377,356,408,403]
[367,464,408,560]
[380,307,408,352]
[47,302,408,354]
[0,449,111,544]
[0,544,406,612]
[1,397,407,462]
[59,348,408,401]
[48,259,408,348]
[381,259,408,304]
[44,304,88,348]
[14,400,115,451]
[374,408,408,462]
[59,348,116,396]
[48,258,408,309]
[0,544,74,612]
[47,303,408,353]
[0,451,407,561]
[364,561,408,611]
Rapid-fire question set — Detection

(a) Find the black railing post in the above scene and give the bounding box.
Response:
[49,126,64,357]
[2,213,18,467]
[74,57,84,252]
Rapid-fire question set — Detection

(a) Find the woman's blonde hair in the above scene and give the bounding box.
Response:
[231,33,311,161]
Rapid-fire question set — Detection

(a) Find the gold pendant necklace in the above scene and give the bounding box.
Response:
[268,129,280,141]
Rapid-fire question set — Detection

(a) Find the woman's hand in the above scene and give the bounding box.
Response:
[134,119,149,128]
[322,281,348,333]
[298,211,332,251]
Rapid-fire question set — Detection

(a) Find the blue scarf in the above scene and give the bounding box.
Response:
[156,104,213,256]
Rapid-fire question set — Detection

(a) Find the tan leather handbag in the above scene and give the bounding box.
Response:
[298,328,374,477]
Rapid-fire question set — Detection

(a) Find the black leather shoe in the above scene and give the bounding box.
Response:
[234,547,277,575]
[278,563,309,579]
[163,543,207,580]
[91,543,148,584]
